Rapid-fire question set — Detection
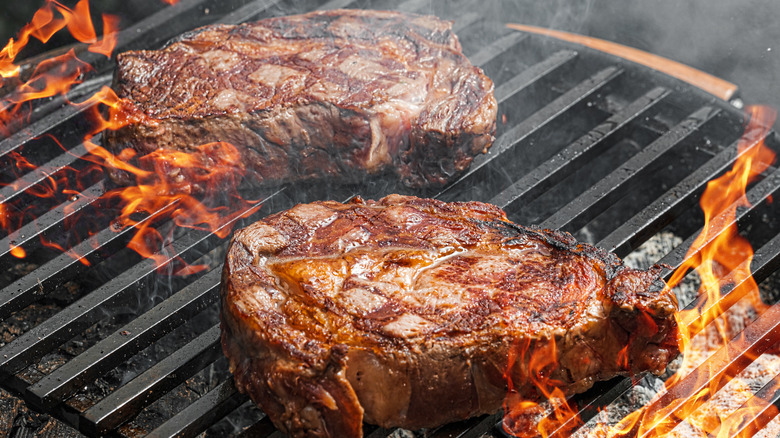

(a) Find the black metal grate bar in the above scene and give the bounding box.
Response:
[463,31,527,66]
[236,416,277,438]
[396,0,430,13]
[680,217,780,340]
[0,197,174,321]
[633,301,780,438]
[0,197,266,377]
[428,413,501,438]
[110,0,213,49]
[147,377,246,438]
[543,376,636,436]
[82,324,224,436]
[363,426,392,438]
[657,164,780,279]
[0,104,86,160]
[0,75,111,160]
[540,105,721,231]
[27,265,223,410]
[414,0,485,18]
[468,32,528,67]
[0,181,103,259]
[0,140,91,208]
[598,130,773,255]
[540,170,780,437]
[493,50,578,104]
[489,86,669,210]
[0,73,109,128]
[436,66,624,201]
[452,11,482,34]
[213,0,283,25]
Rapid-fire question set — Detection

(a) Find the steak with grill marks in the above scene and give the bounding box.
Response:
[104,9,497,191]
[220,195,680,438]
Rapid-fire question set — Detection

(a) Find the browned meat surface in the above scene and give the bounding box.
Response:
[219,195,680,438]
[104,9,497,191]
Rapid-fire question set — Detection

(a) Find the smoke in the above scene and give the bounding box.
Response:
[552,0,779,116]
[459,0,595,33]
[419,0,778,125]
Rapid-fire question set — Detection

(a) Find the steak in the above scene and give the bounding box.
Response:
[220,195,680,438]
[104,10,497,191]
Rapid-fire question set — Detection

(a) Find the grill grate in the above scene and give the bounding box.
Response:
[1,0,780,437]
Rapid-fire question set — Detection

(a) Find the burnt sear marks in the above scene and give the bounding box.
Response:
[220,195,680,438]
[104,9,496,192]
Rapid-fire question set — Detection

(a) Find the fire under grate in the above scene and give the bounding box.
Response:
[1,0,780,437]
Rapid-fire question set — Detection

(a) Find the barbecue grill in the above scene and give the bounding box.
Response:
[2,0,780,437]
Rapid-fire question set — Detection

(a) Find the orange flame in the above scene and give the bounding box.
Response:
[4,1,780,435]
[83,85,260,271]
[670,106,776,338]
[604,105,778,438]
[1,0,262,274]
[1,138,92,259]
[503,337,582,437]
[0,0,119,134]
[499,106,778,437]
[88,140,258,272]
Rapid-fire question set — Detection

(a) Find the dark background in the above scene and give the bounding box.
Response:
[1,0,779,115]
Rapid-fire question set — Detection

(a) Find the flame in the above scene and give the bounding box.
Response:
[605,106,778,438]
[86,85,261,271]
[503,337,582,437]
[0,0,119,135]
[1,0,262,273]
[669,106,776,338]
[712,370,780,438]
[500,106,777,437]
[1,137,92,259]
[4,0,780,435]
[86,140,258,272]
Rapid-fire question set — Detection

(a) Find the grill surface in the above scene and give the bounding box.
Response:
[1,0,780,437]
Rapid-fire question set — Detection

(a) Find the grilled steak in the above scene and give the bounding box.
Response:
[104,10,497,191]
[220,195,680,438]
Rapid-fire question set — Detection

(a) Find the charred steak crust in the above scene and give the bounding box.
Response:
[104,10,497,190]
[220,195,680,438]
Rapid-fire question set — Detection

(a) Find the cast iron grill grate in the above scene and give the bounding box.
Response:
[1,0,779,437]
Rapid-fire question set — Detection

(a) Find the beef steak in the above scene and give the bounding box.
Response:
[220,195,680,438]
[104,10,497,191]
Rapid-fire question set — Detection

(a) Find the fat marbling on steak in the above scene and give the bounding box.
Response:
[220,195,680,438]
[104,9,497,190]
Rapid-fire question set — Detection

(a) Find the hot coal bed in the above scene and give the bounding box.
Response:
[1,0,780,437]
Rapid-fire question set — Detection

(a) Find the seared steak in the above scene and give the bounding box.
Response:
[220,195,679,438]
[104,10,497,191]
